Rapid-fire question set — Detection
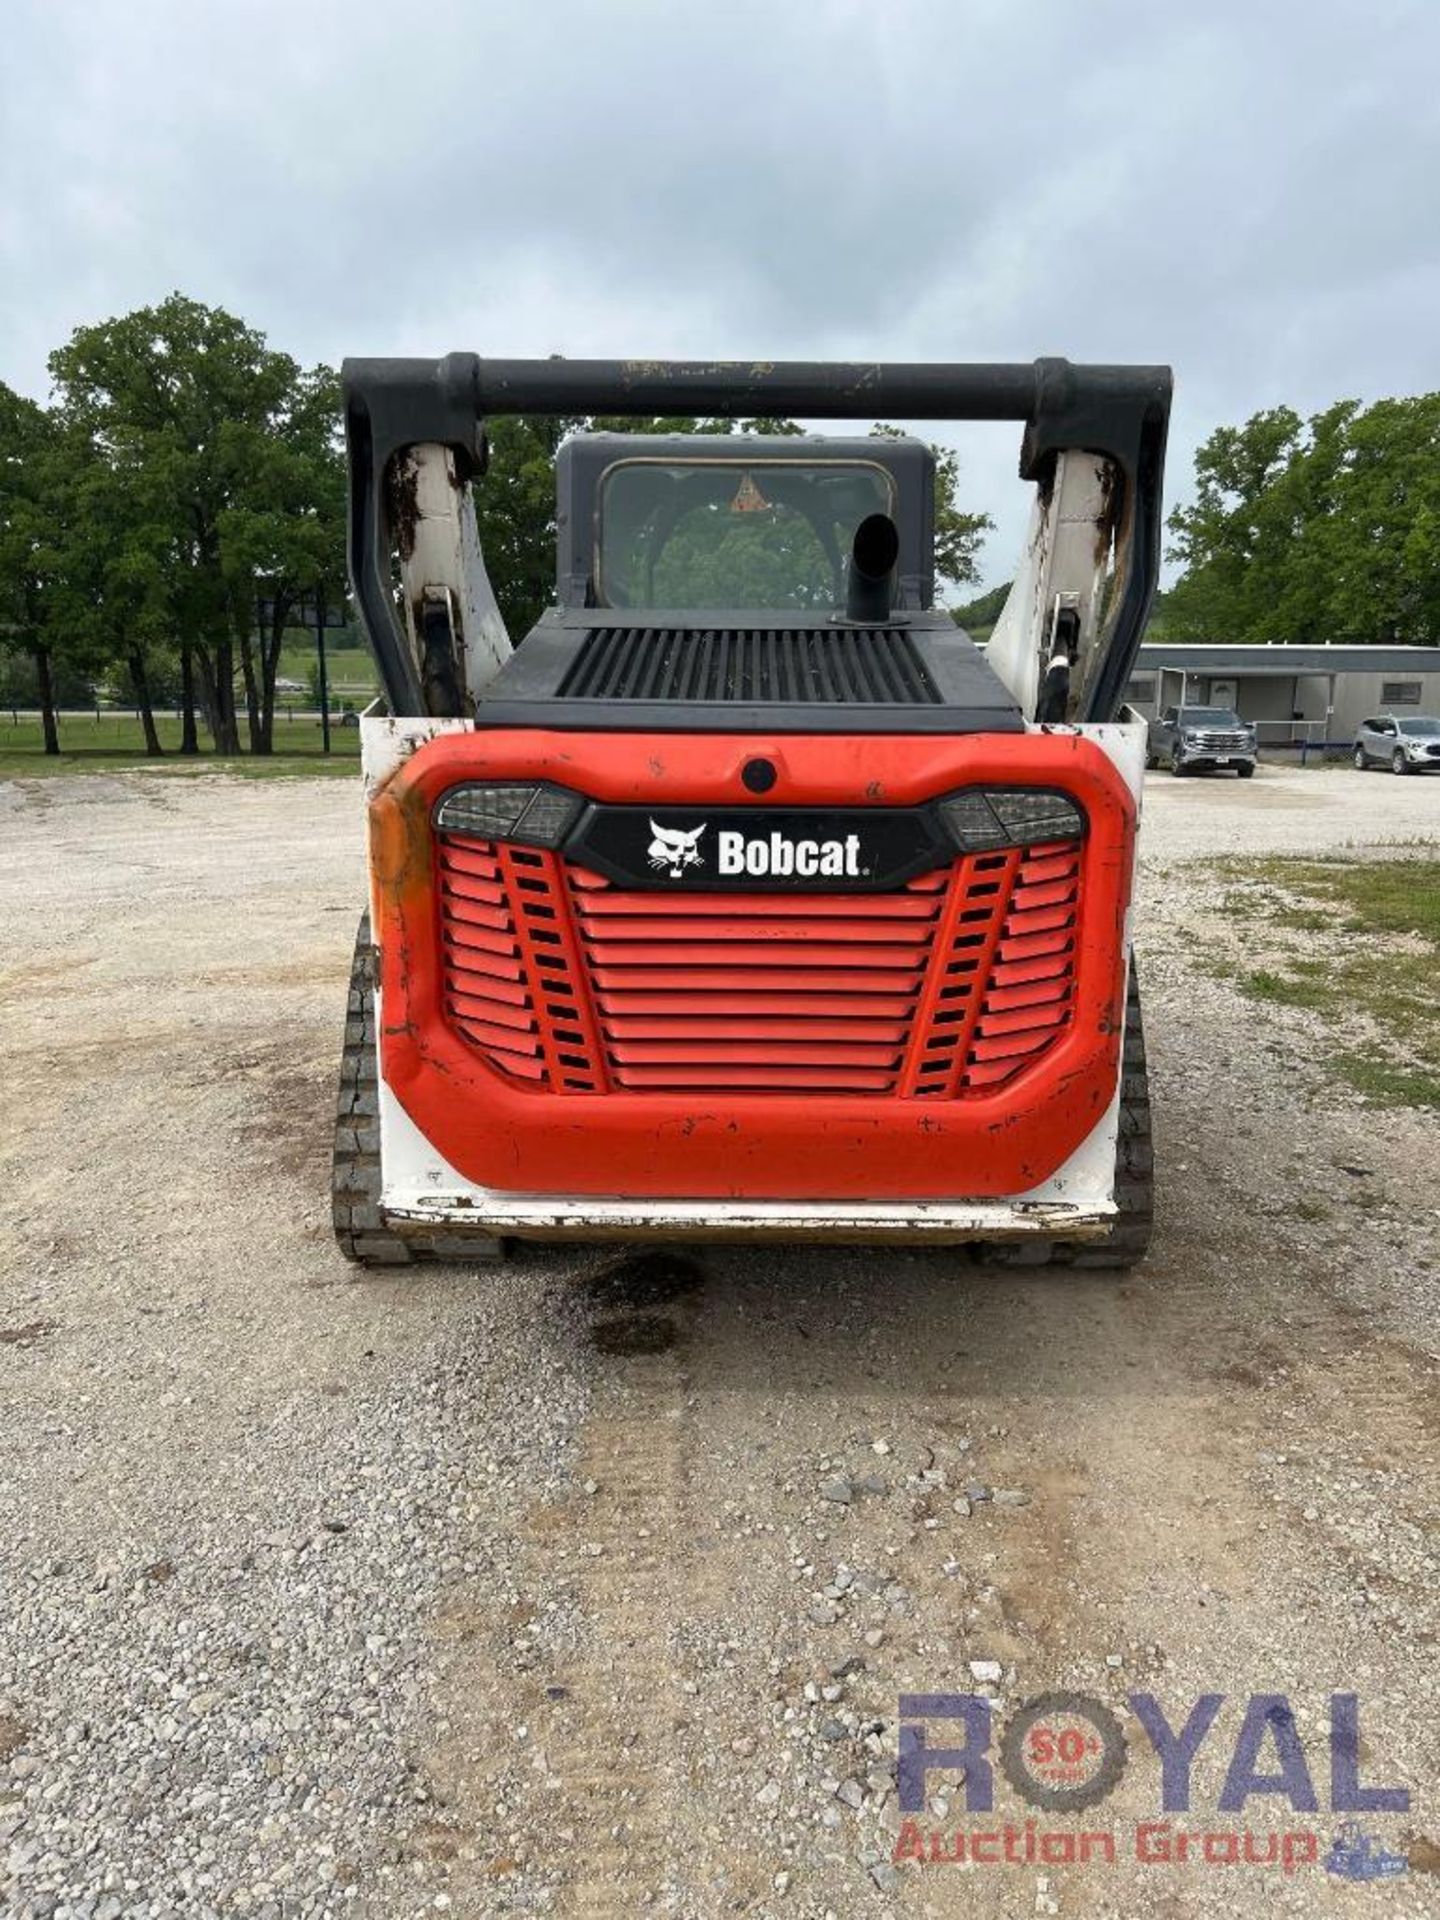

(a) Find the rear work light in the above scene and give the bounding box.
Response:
[937,788,1085,852]
[433,782,585,847]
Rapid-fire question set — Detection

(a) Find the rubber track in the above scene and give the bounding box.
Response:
[983,963,1155,1270]
[332,912,505,1266]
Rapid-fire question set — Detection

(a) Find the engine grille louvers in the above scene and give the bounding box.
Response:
[557,625,942,706]
[436,835,1082,1098]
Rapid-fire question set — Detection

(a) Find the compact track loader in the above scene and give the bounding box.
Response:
[333,356,1170,1265]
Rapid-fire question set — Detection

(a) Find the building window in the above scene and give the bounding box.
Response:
[1126,676,1156,701]
[1381,681,1422,705]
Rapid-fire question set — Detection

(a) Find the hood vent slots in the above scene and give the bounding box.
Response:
[558,625,942,706]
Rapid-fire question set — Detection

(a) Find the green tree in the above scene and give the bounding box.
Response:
[1167,397,1440,645]
[0,384,77,753]
[947,580,1013,637]
[39,418,178,753]
[1165,407,1322,640]
[219,362,346,750]
[1322,395,1440,643]
[48,294,345,755]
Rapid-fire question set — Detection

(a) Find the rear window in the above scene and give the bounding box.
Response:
[595,457,895,612]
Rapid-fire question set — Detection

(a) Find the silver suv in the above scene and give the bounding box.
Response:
[1353,714,1440,774]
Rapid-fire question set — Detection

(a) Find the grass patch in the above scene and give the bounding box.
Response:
[1270,905,1332,932]
[1214,855,1440,945]
[0,712,360,779]
[1239,966,1330,1011]
[1337,1057,1440,1110]
[1213,855,1440,1111]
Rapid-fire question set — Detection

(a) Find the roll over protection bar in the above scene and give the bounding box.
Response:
[342,355,1172,722]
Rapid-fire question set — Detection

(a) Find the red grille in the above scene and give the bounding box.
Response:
[437,834,1081,1097]
[571,865,946,1092]
[437,838,602,1092]
[910,842,1082,1098]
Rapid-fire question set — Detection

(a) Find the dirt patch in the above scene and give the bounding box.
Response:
[0,1321,57,1348]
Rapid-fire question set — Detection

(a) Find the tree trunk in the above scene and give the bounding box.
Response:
[239,627,265,754]
[210,637,241,754]
[188,520,236,750]
[128,650,163,755]
[256,592,290,755]
[33,643,60,755]
[193,644,219,743]
[233,595,269,754]
[179,646,199,754]
[312,591,331,755]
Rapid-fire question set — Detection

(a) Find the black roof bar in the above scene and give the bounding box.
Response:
[343,352,1169,441]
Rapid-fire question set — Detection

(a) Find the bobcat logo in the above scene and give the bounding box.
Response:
[648,819,707,879]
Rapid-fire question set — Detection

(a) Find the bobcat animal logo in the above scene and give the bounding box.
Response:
[648,819,707,879]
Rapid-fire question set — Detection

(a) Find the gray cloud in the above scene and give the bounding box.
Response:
[3,0,1436,586]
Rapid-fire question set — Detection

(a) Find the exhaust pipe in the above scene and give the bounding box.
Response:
[845,513,899,623]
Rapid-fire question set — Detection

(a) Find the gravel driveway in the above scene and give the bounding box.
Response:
[2,763,1438,1919]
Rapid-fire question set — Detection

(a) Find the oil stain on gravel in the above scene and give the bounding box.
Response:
[590,1312,681,1355]
[583,1249,706,1310]
[584,1250,706,1354]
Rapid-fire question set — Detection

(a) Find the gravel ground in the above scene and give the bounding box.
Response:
[1,762,1439,1920]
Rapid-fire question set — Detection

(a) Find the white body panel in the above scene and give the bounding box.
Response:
[396,445,512,702]
[360,711,1146,1243]
[985,452,1112,719]
[361,706,470,792]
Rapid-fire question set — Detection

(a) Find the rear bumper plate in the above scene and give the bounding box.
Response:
[383,1191,1115,1245]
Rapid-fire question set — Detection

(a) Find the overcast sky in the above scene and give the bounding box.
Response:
[2,0,1436,590]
